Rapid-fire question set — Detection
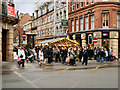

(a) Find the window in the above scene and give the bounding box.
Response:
[48,16,50,22]
[45,17,47,23]
[72,20,74,32]
[91,0,94,4]
[86,0,89,6]
[80,17,83,31]
[102,11,109,28]
[91,15,94,29]
[72,0,74,11]
[76,18,79,32]
[76,0,79,9]
[117,12,120,28]
[51,15,53,21]
[85,15,89,30]
[81,0,83,8]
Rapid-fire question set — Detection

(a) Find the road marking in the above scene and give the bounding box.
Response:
[90,66,101,73]
[55,67,72,74]
[10,69,14,71]
[32,67,72,82]
[14,71,39,88]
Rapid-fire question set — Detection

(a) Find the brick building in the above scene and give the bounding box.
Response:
[14,13,32,45]
[68,0,120,57]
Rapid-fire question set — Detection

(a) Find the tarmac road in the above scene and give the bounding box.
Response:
[2,60,119,88]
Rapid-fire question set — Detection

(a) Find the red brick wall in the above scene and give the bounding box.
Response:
[68,2,120,33]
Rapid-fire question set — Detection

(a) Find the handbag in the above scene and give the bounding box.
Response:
[20,54,23,58]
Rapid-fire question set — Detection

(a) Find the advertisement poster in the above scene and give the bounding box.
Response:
[7,4,15,17]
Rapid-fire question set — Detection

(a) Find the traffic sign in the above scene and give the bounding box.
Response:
[93,38,98,43]
[22,32,27,39]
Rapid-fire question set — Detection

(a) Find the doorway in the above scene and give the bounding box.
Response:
[2,29,7,61]
[102,39,109,50]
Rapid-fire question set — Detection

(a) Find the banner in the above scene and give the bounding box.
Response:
[7,4,15,17]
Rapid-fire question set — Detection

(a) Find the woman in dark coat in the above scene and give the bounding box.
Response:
[79,47,83,62]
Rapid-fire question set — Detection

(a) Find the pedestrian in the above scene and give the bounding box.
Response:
[13,47,18,60]
[101,47,105,63]
[68,47,76,66]
[39,48,44,66]
[96,47,101,62]
[49,46,53,63]
[42,44,48,64]
[61,47,67,64]
[109,47,113,61]
[94,47,97,60]
[27,48,34,63]
[104,48,108,61]
[55,47,61,62]
[18,47,25,67]
[35,46,40,61]
[79,47,83,62]
[89,47,93,60]
[82,48,88,65]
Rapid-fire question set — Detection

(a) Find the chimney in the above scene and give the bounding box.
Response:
[32,13,35,19]
[35,10,38,18]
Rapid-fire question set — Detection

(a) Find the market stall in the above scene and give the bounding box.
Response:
[49,38,79,47]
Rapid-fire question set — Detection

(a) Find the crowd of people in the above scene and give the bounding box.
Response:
[13,44,118,67]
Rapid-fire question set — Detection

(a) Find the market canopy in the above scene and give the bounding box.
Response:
[49,38,79,46]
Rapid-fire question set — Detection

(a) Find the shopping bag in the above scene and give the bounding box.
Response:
[66,57,69,63]
[18,57,21,62]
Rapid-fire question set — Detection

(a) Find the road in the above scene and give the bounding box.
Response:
[2,61,118,88]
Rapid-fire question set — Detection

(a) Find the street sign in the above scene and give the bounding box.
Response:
[22,32,27,39]
[61,20,68,28]
[93,38,98,43]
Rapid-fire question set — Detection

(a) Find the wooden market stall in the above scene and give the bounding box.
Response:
[49,38,79,47]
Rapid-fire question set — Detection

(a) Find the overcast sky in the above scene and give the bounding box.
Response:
[14,0,36,16]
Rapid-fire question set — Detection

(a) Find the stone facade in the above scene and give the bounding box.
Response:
[2,22,15,62]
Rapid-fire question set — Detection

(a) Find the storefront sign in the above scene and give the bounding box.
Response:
[61,20,68,28]
[7,3,15,17]
[103,32,109,38]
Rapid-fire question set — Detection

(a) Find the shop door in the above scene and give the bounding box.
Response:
[118,32,120,58]
[102,39,109,50]
[2,29,7,61]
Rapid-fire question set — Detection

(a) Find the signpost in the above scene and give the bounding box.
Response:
[22,32,27,39]
[93,38,98,43]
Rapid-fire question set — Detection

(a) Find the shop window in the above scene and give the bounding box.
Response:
[91,14,94,29]
[80,17,83,31]
[80,0,83,8]
[102,11,109,28]
[85,15,89,30]
[86,0,89,6]
[76,0,79,9]
[117,12,120,28]
[76,18,79,32]
[72,20,74,32]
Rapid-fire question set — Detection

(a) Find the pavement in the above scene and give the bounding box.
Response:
[2,59,119,72]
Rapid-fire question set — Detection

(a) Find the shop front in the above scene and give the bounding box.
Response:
[68,29,119,57]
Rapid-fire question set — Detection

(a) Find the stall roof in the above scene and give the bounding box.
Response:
[37,38,63,45]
